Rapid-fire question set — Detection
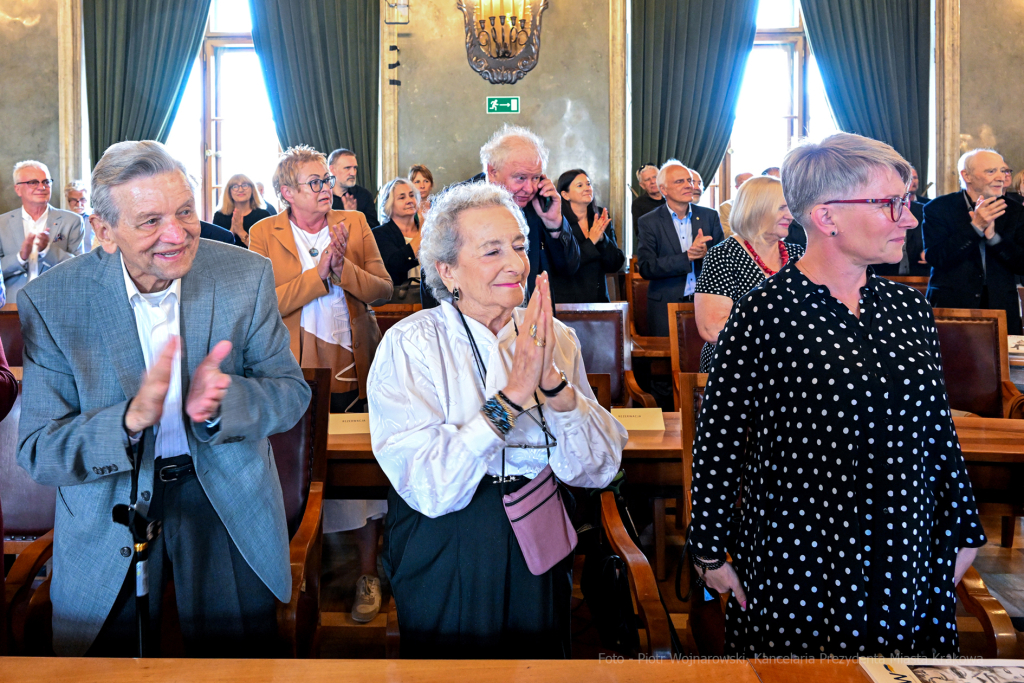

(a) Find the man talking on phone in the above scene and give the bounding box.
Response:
[420,125,580,308]
[923,148,1024,335]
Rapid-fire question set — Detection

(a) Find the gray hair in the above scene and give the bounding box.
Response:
[13,160,49,183]
[91,140,193,226]
[378,177,421,224]
[957,148,1002,188]
[781,133,912,229]
[64,179,88,195]
[479,124,549,174]
[420,181,529,303]
[656,159,688,189]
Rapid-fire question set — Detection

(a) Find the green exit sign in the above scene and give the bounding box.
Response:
[486,96,520,114]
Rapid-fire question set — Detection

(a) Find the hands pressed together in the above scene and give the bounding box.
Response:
[230,208,250,247]
[501,273,576,413]
[124,337,234,435]
[20,230,50,261]
[314,219,350,283]
[970,196,1006,239]
[584,209,612,245]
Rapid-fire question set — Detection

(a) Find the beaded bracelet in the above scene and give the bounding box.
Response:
[691,555,726,588]
[481,396,515,436]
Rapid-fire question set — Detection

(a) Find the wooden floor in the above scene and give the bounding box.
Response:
[314,509,1024,658]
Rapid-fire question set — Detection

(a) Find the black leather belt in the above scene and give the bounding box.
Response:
[158,454,195,482]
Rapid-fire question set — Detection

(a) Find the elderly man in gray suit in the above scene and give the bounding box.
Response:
[0,160,85,301]
[17,141,310,657]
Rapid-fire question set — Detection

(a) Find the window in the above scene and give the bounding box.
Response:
[702,0,839,207]
[164,0,280,220]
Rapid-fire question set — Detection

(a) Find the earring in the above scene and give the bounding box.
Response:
[830,231,837,236]
[452,287,461,302]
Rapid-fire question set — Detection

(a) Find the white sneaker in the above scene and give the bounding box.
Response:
[351,574,382,623]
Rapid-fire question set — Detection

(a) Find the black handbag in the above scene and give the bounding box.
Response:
[390,277,421,304]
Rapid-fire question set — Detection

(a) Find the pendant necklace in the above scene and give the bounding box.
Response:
[295,225,328,257]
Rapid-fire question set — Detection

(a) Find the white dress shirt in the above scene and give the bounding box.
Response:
[368,301,627,519]
[121,255,189,459]
[20,207,50,280]
[670,205,696,296]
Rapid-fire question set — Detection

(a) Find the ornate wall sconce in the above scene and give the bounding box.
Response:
[456,0,549,85]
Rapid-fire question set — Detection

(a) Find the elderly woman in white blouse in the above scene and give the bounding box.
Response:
[368,182,626,659]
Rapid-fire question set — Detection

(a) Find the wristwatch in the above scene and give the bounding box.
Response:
[539,370,568,397]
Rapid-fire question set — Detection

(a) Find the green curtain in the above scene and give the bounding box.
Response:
[249,0,379,191]
[83,0,211,165]
[801,0,931,182]
[632,0,758,184]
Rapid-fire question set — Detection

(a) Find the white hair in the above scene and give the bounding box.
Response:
[479,124,550,174]
[656,159,688,189]
[91,140,193,226]
[13,160,49,183]
[957,148,1003,189]
[378,177,421,224]
[64,179,88,195]
[419,182,528,303]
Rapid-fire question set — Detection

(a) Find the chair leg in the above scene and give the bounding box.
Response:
[653,498,666,582]
[1001,516,1017,548]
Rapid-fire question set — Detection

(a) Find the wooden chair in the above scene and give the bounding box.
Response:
[0,310,22,367]
[555,303,656,407]
[599,490,672,658]
[586,373,612,411]
[674,372,1021,658]
[881,275,929,297]
[625,272,651,339]
[667,303,704,375]
[0,385,55,556]
[372,303,422,337]
[4,367,331,658]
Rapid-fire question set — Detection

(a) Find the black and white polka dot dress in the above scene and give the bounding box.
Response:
[695,237,805,373]
[688,262,987,657]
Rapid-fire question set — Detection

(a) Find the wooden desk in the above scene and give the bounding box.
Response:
[954,417,1024,463]
[954,416,1024,547]
[631,337,671,359]
[326,413,683,498]
[0,657,872,683]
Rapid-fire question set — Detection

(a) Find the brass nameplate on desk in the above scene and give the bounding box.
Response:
[611,408,665,431]
[329,413,370,435]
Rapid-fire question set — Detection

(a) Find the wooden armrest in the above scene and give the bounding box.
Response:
[600,491,672,658]
[276,483,323,658]
[957,566,1022,658]
[5,530,53,653]
[1002,380,1024,419]
[386,596,400,658]
[624,371,658,408]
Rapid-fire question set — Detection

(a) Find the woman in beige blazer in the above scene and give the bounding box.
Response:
[250,145,392,623]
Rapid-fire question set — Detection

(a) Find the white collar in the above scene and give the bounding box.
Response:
[440,300,522,345]
[21,206,49,225]
[120,253,181,306]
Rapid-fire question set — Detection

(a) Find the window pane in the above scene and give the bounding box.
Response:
[215,48,280,212]
[210,0,252,33]
[805,52,841,141]
[164,58,205,211]
[756,0,798,29]
[728,44,795,183]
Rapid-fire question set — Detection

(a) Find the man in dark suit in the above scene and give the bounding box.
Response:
[420,125,581,309]
[923,148,1024,335]
[637,161,724,337]
[328,149,379,228]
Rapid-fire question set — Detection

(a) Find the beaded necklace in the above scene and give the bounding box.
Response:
[742,239,789,276]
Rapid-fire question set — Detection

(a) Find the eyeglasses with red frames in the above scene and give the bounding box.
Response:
[823,192,914,222]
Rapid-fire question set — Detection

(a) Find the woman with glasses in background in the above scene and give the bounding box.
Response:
[250,146,393,624]
[212,173,272,247]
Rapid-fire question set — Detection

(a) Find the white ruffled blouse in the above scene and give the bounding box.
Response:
[367,301,627,519]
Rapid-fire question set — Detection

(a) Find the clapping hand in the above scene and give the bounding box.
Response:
[588,209,611,245]
[186,340,233,423]
[970,196,1006,239]
[125,337,179,435]
[19,230,49,260]
[327,220,349,279]
[687,228,713,260]
[341,192,358,211]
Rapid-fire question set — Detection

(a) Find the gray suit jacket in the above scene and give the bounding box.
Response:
[0,205,85,300]
[17,240,310,656]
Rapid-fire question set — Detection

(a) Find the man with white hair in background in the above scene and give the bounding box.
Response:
[0,160,84,300]
[717,171,753,237]
[923,147,1024,334]
[421,124,580,307]
[64,180,96,250]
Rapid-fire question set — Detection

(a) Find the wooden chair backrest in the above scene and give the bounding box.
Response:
[555,303,631,405]
[667,303,704,373]
[932,308,1009,418]
[626,273,650,338]
[675,372,708,530]
[373,304,422,337]
[586,373,612,411]
[0,310,23,367]
[881,275,929,297]
[0,386,55,553]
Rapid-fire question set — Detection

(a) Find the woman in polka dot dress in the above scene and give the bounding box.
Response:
[694,176,805,373]
[688,133,986,658]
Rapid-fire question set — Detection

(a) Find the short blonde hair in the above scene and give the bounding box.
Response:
[273,145,327,207]
[219,173,265,214]
[729,176,786,244]
[1011,169,1024,194]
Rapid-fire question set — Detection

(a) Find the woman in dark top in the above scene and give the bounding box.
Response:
[694,176,804,372]
[689,133,984,658]
[212,173,272,247]
[550,169,625,303]
[372,178,422,303]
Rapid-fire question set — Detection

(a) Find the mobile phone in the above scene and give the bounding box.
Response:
[539,194,553,212]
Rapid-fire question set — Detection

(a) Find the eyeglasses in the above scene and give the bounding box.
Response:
[823,192,913,222]
[228,183,252,192]
[298,175,336,193]
[16,179,54,188]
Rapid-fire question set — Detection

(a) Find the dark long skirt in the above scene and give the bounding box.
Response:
[383,477,573,659]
